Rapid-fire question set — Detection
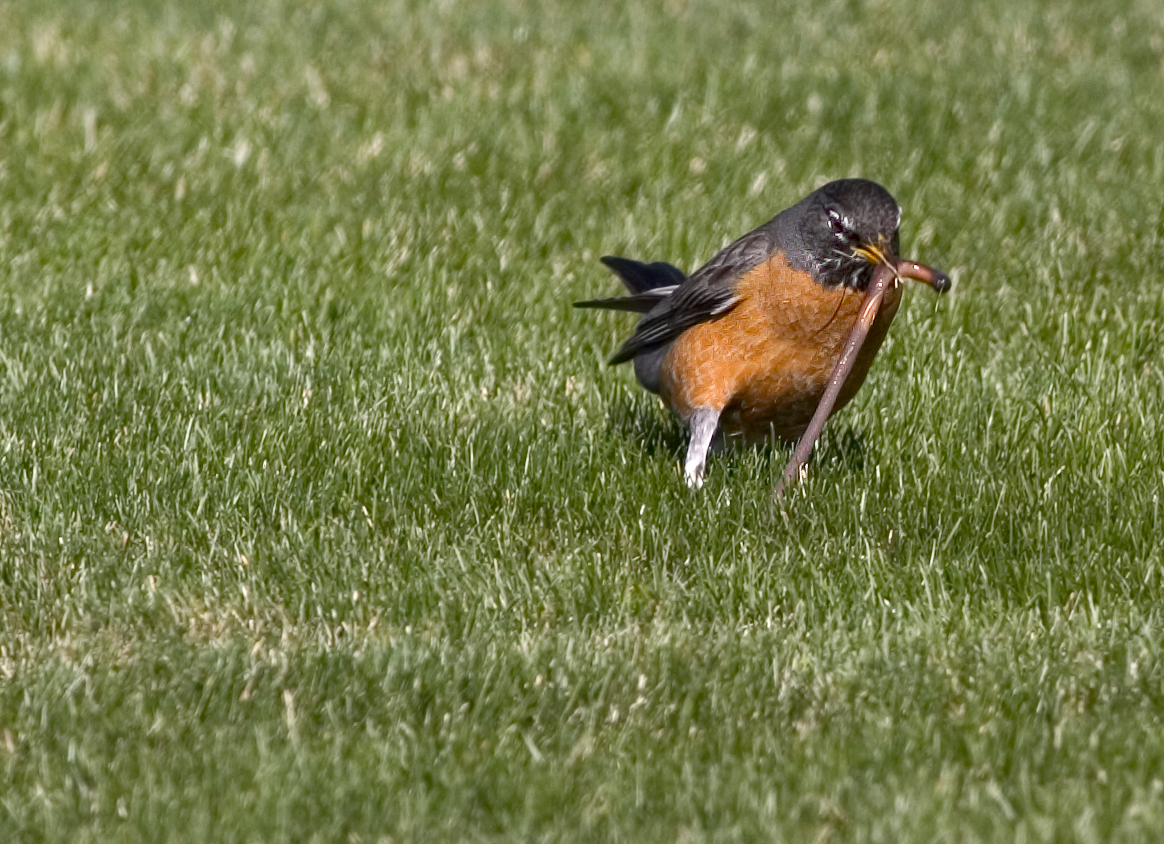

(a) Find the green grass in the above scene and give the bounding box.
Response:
[3,0,1164,840]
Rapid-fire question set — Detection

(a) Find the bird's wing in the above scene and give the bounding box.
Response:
[607,226,778,364]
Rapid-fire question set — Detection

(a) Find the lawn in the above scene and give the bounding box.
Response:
[2,0,1164,840]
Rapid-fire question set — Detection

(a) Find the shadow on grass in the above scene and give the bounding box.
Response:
[607,395,686,460]
[711,429,868,484]
[607,394,869,477]
[815,427,868,472]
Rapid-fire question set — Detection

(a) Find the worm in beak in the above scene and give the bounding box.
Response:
[774,255,950,500]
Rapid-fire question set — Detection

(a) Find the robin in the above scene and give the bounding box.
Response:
[576,178,951,491]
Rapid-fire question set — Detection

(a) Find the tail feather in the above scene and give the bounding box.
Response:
[598,255,686,294]
[573,287,678,314]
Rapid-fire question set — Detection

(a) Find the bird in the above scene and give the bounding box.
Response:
[575,178,951,491]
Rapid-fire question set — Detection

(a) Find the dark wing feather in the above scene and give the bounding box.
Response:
[574,287,679,314]
[607,226,778,364]
[599,256,687,294]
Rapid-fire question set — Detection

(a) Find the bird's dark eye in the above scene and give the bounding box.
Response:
[826,209,847,237]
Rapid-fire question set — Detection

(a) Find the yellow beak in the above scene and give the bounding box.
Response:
[852,242,891,268]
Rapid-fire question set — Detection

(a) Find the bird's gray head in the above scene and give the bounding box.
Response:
[797,179,903,291]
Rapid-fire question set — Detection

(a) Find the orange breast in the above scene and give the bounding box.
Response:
[658,253,902,441]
